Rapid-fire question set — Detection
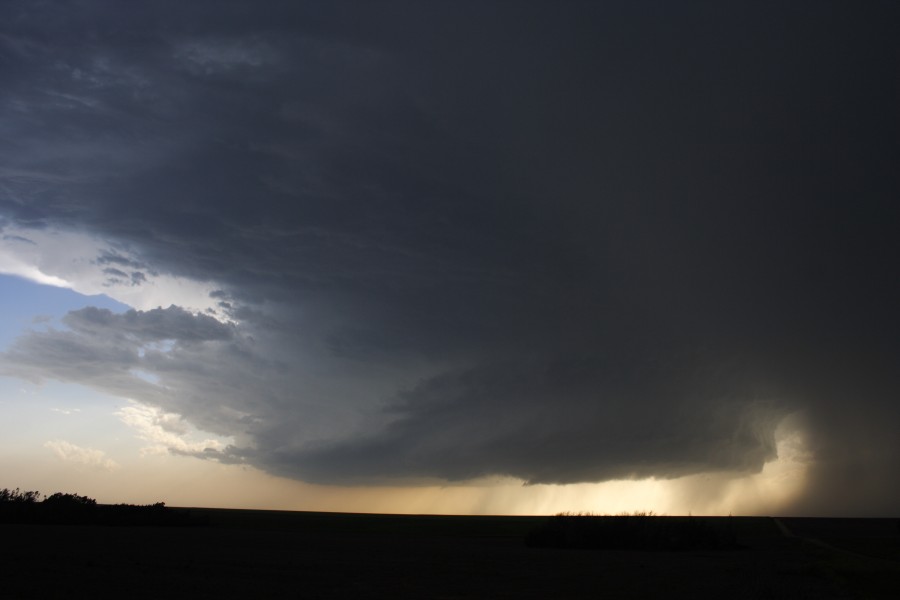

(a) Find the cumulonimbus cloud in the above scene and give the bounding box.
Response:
[1,0,899,515]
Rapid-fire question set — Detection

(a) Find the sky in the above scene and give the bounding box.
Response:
[0,0,898,516]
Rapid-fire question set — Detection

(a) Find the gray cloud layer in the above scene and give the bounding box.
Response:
[1,1,898,514]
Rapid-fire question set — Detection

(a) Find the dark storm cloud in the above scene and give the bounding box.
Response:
[95,251,151,272]
[1,1,899,513]
[273,357,788,485]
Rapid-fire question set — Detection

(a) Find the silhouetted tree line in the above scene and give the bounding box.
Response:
[526,512,737,551]
[0,488,205,526]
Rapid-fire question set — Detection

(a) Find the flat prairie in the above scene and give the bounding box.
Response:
[1,511,897,599]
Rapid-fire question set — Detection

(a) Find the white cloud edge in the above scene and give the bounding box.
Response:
[43,439,120,471]
[0,225,223,317]
[115,401,233,458]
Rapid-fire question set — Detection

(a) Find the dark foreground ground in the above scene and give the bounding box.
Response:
[1,510,897,599]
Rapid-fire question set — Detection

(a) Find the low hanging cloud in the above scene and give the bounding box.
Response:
[275,359,789,486]
[1,1,899,515]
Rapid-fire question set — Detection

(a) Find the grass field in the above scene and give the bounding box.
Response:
[1,510,897,599]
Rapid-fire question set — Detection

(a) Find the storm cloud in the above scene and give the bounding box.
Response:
[1,1,898,514]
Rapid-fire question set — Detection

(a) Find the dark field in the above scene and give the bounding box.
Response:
[1,510,897,599]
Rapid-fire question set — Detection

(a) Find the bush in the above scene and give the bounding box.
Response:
[0,487,201,526]
[0,488,43,522]
[43,492,97,507]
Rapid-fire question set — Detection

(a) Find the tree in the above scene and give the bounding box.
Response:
[42,492,97,507]
[0,488,40,503]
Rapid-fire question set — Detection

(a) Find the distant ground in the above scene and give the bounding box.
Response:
[2,510,897,599]
[779,517,900,562]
